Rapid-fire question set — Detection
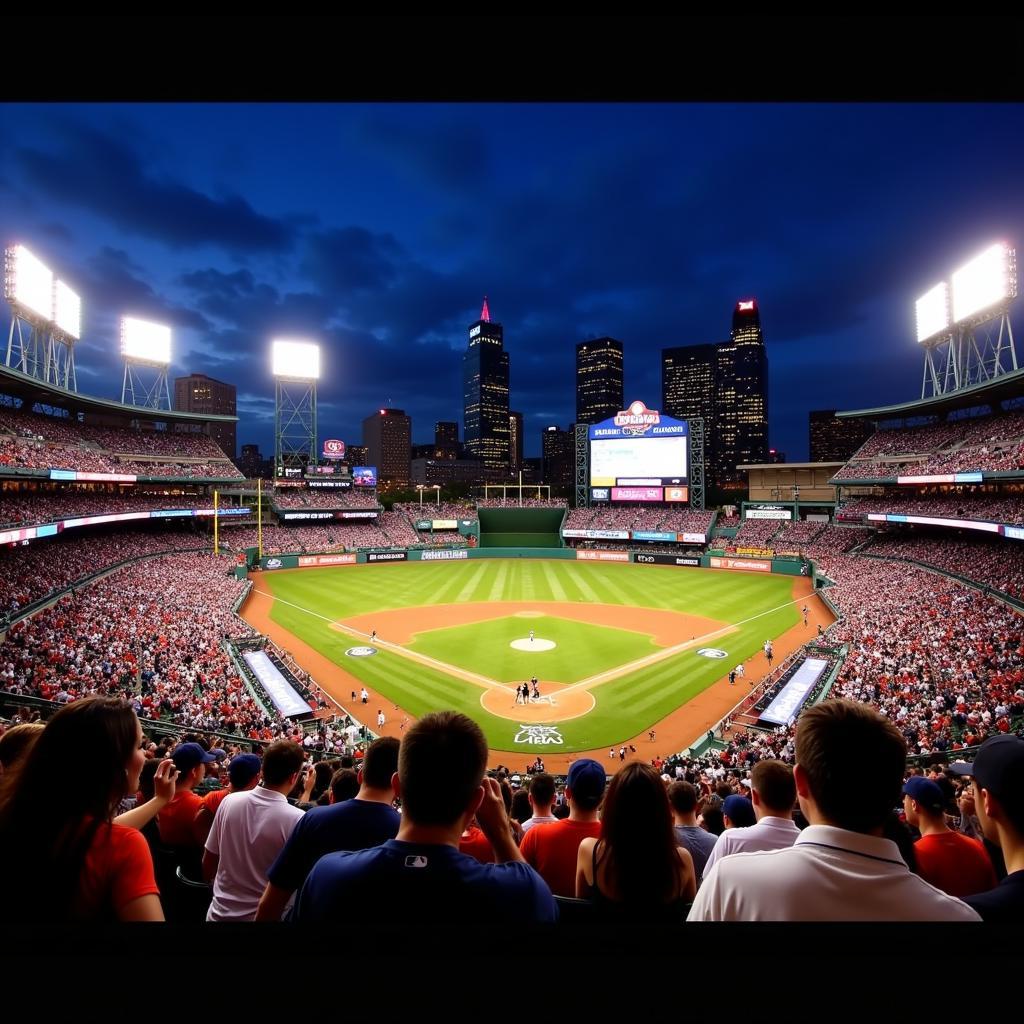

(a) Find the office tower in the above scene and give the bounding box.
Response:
[509,411,524,473]
[173,372,237,459]
[434,421,459,460]
[463,297,510,472]
[809,409,875,463]
[542,425,574,487]
[362,408,411,487]
[576,337,624,424]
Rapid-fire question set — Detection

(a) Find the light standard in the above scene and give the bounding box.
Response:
[417,484,426,507]
[433,484,441,507]
[792,485,800,522]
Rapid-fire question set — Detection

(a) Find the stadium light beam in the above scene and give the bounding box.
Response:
[272,339,320,380]
[915,282,950,343]
[952,242,1016,324]
[53,280,81,339]
[5,244,54,322]
[120,317,171,365]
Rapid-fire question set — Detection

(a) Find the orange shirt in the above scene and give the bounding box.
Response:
[459,825,496,864]
[157,790,204,847]
[519,819,601,897]
[74,822,160,921]
[914,831,997,900]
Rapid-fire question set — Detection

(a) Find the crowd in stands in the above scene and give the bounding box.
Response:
[477,498,567,507]
[863,532,1024,601]
[0,528,211,618]
[394,502,476,521]
[731,518,783,547]
[838,492,1024,526]
[417,530,467,546]
[771,519,827,547]
[273,490,379,509]
[220,522,391,554]
[0,490,244,528]
[563,506,714,537]
[378,512,420,548]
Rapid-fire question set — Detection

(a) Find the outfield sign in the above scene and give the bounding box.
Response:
[632,530,677,542]
[340,510,379,520]
[681,532,706,544]
[1006,525,1024,541]
[611,486,663,502]
[420,549,469,560]
[635,553,701,567]
[563,529,630,540]
[416,519,459,530]
[367,550,408,562]
[866,512,1001,534]
[710,556,772,573]
[576,549,629,562]
[298,553,357,566]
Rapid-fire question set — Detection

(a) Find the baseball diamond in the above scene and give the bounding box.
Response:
[241,558,830,771]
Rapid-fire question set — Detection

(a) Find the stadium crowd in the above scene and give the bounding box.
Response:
[838,492,1024,525]
[0,490,230,528]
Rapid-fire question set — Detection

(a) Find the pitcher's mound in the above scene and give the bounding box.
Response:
[510,638,556,652]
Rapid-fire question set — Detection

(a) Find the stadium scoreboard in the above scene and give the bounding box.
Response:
[589,401,689,503]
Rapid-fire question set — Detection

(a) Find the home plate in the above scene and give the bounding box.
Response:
[510,638,556,652]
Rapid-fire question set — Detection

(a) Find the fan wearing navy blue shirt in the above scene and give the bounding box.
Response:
[255,736,402,921]
[292,711,557,924]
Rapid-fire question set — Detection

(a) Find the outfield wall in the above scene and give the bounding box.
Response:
[256,546,809,575]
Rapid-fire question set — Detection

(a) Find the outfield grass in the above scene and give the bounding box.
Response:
[260,559,799,753]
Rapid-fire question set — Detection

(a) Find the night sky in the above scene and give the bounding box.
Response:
[1,102,1022,461]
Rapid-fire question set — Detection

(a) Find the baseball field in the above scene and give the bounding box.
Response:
[241,559,823,766]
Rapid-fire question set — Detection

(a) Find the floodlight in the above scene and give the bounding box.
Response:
[6,245,53,321]
[952,242,1016,323]
[54,280,81,339]
[272,339,320,380]
[120,317,171,365]
[915,282,949,343]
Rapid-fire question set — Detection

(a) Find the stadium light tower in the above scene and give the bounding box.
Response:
[272,339,319,478]
[121,316,172,409]
[917,243,1018,398]
[4,244,80,392]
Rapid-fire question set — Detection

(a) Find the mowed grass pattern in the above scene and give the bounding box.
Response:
[261,560,799,752]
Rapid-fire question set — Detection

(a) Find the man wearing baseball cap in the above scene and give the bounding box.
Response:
[951,735,1024,921]
[519,758,605,897]
[157,742,218,849]
[902,775,996,900]
[194,753,263,846]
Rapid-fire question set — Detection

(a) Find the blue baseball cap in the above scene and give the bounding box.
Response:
[722,794,755,827]
[902,776,945,813]
[228,753,262,788]
[566,759,607,804]
[172,742,218,774]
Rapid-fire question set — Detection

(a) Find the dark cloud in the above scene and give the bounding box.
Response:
[302,227,403,294]
[13,122,294,254]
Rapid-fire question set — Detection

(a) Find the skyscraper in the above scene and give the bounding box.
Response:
[434,421,459,460]
[576,337,624,424]
[542,425,574,487]
[809,409,874,463]
[362,408,411,487]
[173,372,237,459]
[715,300,769,484]
[509,411,524,473]
[463,297,510,473]
[659,300,768,488]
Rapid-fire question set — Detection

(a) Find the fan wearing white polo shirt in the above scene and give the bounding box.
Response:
[203,740,306,922]
[702,760,800,877]
[688,701,980,922]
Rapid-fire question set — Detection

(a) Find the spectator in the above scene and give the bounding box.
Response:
[702,760,800,877]
[292,713,556,924]
[668,781,718,885]
[720,794,756,830]
[157,742,217,874]
[956,736,1024,921]
[576,763,696,920]
[328,768,360,804]
[256,736,401,921]
[0,697,163,922]
[203,740,306,921]
[519,758,605,898]
[521,773,558,834]
[688,700,980,921]
[0,721,44,774]
[194,753,262,846]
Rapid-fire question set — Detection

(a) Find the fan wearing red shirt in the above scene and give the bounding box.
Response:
[903,776,996,899]
[519,759,605,897]
[158,742,218,852]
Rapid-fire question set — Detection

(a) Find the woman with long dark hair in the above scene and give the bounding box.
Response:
[576,763,696,920]
[0,697,165,922]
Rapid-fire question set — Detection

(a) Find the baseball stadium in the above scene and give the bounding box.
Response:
[0,237,1022,930]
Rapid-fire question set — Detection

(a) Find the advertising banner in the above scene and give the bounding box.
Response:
[280,511,336,521]
[576,550,629,562]
[308,480,351,489]
[631,531,678,542]
[634,553,701,567]
[681,532,706,544]
[298,553,357,566]
[710,556,771,573]
[322,439,346,460]
[735,546,774,558]
[420,549,469,560]
[339,510,379,520]
[663,487,689,502]
[591,487,610,502]
[745,508,792,520]
[1005,525,1024,541]
[563,529,631,540]
[760,658,830,725]
[367,550,408,562]
[611,486,663,502]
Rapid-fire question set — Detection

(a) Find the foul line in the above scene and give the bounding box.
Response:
[250,589,516,694]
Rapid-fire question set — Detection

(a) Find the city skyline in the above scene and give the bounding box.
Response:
[1,103,1022,463]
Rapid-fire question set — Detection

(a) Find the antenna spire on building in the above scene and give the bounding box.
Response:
[480,296,490,323]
